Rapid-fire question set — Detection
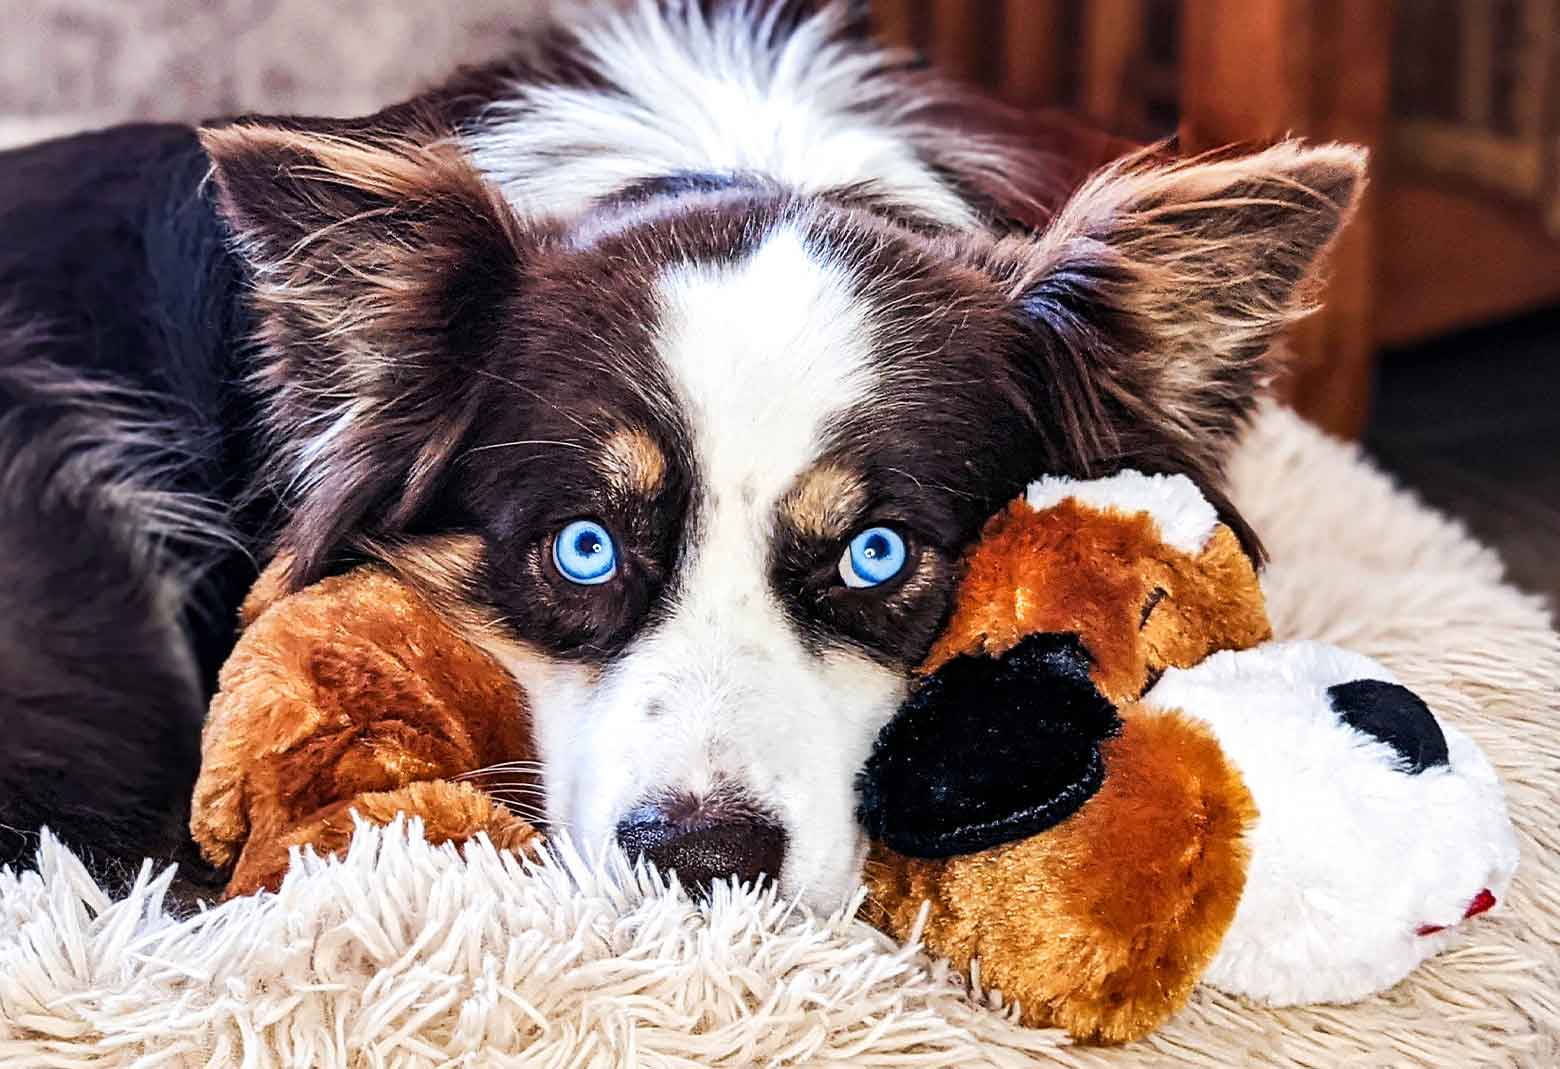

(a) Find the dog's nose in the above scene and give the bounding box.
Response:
[615,797,787,895]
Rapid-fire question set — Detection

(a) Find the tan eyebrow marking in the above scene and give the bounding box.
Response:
[597,426,668,498]
[781,461,870,541]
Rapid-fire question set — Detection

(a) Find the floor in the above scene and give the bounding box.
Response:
[1366,308,1560,612]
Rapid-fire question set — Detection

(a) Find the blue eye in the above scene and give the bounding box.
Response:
[553,519,618,585]
[839,526,908,589]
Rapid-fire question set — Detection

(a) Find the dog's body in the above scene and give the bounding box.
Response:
[0,1,1362,905]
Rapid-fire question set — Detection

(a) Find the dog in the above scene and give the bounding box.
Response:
[0,0,1363,907]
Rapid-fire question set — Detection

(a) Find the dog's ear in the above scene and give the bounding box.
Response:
[200,122,528,586]
[992,140,1366,476]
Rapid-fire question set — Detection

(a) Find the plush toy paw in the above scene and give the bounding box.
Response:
[857,633,1120,857]
[224,779,543,898]
[1145,640,1520,1005]
[191,560,542,898]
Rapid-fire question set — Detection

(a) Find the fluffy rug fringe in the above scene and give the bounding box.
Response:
[0,821,1070,1068]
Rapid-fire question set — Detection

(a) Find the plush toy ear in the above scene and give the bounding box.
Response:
[857,632,1121,858]
[201,122,530,585]
[991,140,1366,480]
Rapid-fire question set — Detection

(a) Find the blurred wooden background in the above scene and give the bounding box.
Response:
[3,0,1554,439]
[872,0,1560,439]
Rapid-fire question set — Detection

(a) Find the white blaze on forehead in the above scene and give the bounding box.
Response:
[655,224,877,515]
[1024,470,1220,554]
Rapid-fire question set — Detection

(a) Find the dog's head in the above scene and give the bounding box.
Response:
[202,122,1362,908]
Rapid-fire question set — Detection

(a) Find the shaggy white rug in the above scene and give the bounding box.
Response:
[2,404,1557,1069]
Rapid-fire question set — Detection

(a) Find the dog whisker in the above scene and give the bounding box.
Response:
[461,779,545,794]
[457,761,546,781]
[480,782,544,794]
[458,438,589,461]
[458,767,545,782]
[492,802,546,822]
[474,368,606,440]
[483,780,552,795]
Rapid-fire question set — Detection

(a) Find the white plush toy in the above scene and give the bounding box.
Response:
[1151,639,1518,1005]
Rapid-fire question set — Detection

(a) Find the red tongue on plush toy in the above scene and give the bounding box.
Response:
[1416,888,1497,936]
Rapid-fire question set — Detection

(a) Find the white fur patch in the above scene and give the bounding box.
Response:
[1023,470,1219,554]
[525,225,904,910]
[462,0,977,227]
[1145,640,1520,1006]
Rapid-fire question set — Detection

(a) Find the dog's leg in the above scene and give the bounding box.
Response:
[0,363,215,884]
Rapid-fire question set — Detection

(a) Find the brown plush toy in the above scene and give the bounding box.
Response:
[190,558,541,898]
[855,469,1515,1042]
[190,471,1516,1045]
[856,471,1271,1042]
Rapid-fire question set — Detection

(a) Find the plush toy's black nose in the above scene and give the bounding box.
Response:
[615,797,787,895]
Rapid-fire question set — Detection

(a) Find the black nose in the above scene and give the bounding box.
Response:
[615,796,787,895]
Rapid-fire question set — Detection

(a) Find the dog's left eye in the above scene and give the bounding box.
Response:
[553,518,618,585]
[839,526,908,589]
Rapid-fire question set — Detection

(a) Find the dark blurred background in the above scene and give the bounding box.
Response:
[3,0,1556,607]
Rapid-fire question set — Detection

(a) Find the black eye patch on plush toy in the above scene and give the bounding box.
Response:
[1327,679,1450,774]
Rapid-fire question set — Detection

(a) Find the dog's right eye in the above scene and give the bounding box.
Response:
[552,519,618,585]
[838,526,908,589]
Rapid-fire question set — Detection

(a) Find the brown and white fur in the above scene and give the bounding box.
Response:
[0,0,1363,905]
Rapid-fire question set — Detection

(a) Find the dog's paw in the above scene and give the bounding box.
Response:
[1144,641,1519,1006]
[857,632,1121,858]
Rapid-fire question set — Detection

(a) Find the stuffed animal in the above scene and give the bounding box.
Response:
[188,470,1517,1042]
[190,561,542,898]
[856,470,1519,1041]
